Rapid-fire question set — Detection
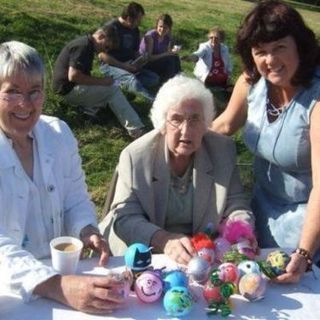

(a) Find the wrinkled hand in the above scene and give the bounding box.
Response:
[82,233,110,266]
[35,274,126,314]
[163,234,196,265]
[274,252,307,283]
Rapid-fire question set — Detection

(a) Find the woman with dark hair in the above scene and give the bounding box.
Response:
[212,0,320,283]
[139,13,181,82]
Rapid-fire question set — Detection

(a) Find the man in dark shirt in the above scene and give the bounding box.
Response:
[53,25,145,139]
[99,2,158,103]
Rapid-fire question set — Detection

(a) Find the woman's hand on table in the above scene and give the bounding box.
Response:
[151,230,197,265]
[164,235,197,265]
[34,274,126,314]
[274,252,307,283]
[80,225,110,266]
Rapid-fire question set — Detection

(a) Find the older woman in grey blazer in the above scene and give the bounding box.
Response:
[102,74,254,265]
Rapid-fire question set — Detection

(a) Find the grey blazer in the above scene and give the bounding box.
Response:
[100,129,253,256]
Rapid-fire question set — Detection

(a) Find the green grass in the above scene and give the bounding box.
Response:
[1,0,319,218]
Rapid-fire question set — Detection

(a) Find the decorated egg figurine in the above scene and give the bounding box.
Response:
[238,273,267,301]
[124,243,152,271]
[238,260,261,277]
[266,250,290,276]
[191,233,215,264]
[134,270,163,303]
[203,281,224,303]
[163,286,194,317]
[218,262,240,285]
[214,237,231,263]
[187,256,211,284]
[110,270,132,299]
[163,270,188,292]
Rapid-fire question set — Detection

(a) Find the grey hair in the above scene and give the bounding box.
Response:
[0,41,44,82]
[150,74,216,130]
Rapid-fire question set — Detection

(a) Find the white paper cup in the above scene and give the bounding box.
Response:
[50,236,83,275]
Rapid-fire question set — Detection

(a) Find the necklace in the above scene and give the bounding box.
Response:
[266,98,286,117]
[170,164,193,194]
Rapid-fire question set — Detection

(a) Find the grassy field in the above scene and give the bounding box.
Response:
[1,0,319,218]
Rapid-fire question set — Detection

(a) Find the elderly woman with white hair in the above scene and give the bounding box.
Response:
[103,74,255,264]
[0,41,126,314]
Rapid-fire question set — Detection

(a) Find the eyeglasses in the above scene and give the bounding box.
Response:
[0,90,44,104]
[167,114,204,130]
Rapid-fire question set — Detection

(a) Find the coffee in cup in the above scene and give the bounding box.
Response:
[50,236,83,275]
[54,243,77,252]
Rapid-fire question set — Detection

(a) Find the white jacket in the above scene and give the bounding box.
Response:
[193,40,232,82]
[0,115,97,301]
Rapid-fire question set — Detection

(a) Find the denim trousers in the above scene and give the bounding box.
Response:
[99,64,159,102]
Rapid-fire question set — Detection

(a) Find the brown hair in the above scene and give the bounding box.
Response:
[236,0,320,86]
[100,24,119,50]
[121,2,145,20]
[156,14,173,29]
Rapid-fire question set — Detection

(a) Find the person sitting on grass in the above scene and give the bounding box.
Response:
[183,26,233,89]
[52,24,145,139]
[0,40,126,314]
[99,1,159,103]
[139,13,182,83]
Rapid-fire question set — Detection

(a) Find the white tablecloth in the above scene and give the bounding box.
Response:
[1,250,320,320]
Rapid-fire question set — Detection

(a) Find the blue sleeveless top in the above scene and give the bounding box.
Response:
[243,69,320,248]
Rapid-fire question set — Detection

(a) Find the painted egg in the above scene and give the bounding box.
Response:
[214,237,231,263]
[266,250,290,276]
[163,270,188,292]
[163,286,194,317]
[238,273,267,301]
[187,256,211,284]
[218,262,240,284]
[233,239,256,260]
[198,247,215,265]
[134,270,163,303]
[110,270,132,299]
[203,281,224,303]
[124,243,152,271]
[238,260,261,277]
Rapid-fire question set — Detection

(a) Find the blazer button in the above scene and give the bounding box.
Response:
[47,185,55,192]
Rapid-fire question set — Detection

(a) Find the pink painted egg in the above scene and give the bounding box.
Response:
[218,262,240,284]
[134,270,163,303]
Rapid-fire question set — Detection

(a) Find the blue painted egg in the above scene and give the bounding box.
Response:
[163,286,194,317]
[124,243,152,271]
[163,270,188,292]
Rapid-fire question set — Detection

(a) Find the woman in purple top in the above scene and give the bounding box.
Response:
[140,14,181,82]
